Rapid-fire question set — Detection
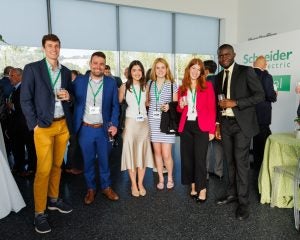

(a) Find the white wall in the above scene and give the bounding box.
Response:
[237,0,300,42]
[95,0,239,44]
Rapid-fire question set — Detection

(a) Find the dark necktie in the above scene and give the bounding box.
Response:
[222,70,229,97]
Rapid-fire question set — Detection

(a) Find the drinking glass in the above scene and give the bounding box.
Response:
[181,96,187,106]
[218,94,226,114]
[55,88,65,101]
[107,122,114,143]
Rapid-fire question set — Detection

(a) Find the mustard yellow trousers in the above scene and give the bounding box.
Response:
[33,119,69,212]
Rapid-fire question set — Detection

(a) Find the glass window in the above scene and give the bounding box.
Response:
[175,54,216,84]
[0,46,43,72]
[120,51,172,82]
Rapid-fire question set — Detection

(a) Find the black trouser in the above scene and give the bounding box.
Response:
[180,120,209,192]
[66,134,83,170]
[221,117,251,206]
[11,127,36,172]
[253,125,271,171]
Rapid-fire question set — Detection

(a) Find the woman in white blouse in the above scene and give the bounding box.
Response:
[119,60,154,197]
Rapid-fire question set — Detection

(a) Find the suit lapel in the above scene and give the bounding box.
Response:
[229,64,240,98]
[39,59,53,94]
[60,67,66,89]
[102,76,107,109]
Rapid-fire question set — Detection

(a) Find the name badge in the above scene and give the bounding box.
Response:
[187,113,197,121]
[152,111,161,119]
[89,106,100,115]
[136,114,144,122]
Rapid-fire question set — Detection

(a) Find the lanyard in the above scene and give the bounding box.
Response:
[46,64,61,89]
[190,88,196,113]
[132,85,142,114]
[88,80,103,106]
[154,81,165,110]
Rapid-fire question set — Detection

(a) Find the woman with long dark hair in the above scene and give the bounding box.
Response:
[119,60,154,197]
[177,58,216,202]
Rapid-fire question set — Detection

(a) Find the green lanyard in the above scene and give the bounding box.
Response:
[190,88,196,113]
[132,85,142,114]
[88,80,104,106]
[46,64,61,89]
[154,81,165,111]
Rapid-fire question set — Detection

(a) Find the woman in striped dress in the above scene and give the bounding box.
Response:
[148,58,178,190]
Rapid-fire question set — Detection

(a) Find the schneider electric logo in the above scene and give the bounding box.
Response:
[243,50,292,69]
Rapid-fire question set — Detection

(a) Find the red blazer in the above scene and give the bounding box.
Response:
[177,81,216,134]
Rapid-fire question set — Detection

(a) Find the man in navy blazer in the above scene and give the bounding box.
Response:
[20,34,73,234]
[253,56,277,171]
[73,51,119,205]
[215,44,264,220]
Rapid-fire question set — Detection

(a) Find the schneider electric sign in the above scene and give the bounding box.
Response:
[243,50,292,69]
[243,50,292,91]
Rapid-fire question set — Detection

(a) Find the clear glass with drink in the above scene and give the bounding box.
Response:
[55,88,65,101]
[107,122,114,143]
[181,96,187,106]
[218,94,226,114]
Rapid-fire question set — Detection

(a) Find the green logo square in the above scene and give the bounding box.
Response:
[273,75,291,91]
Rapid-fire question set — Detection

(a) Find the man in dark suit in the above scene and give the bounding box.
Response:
[204,60,224,179]
[8,68,36,176]
[215,44,264,220]
[0,66,14,159]
[73,52,119,205]
[20,34,73,234]
[0,66,14,99]
[104,64,122,88]
[253,56,277,171]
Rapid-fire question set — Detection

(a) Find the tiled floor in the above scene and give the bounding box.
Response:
[1,137,299,239]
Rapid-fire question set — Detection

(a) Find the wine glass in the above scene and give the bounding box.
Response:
[218,94,226,114]
[55,88,65,101]
[107,122,114,143]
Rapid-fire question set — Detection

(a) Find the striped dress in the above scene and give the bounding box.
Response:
[148,80,178,143]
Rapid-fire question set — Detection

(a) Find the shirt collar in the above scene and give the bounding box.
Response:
[14,82,21,89]
[89,75,103,84]
[225,62,235,73]
[45,58,61,71]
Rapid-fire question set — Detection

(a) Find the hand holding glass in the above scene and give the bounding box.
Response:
[180,96,187,108]
[218,94,226,114]
[107,122,114,142]
[55,88,65,101]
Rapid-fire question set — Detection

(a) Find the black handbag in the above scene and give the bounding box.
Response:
[118,90,128,130]
[160,83,180,135]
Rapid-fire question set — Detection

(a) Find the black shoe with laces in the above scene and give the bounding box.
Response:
[34,213,51,234]
[48,198,73,213]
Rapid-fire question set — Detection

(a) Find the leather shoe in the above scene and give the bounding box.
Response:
[84,189,96,205]
[235,204,249,220]
[216,195,237,205]
[102,187,119,201]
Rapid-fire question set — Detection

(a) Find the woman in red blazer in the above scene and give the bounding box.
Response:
[177,58,216,203]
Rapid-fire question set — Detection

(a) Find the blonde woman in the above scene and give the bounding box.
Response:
[148,58,178,190]
[119,60,154,197]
